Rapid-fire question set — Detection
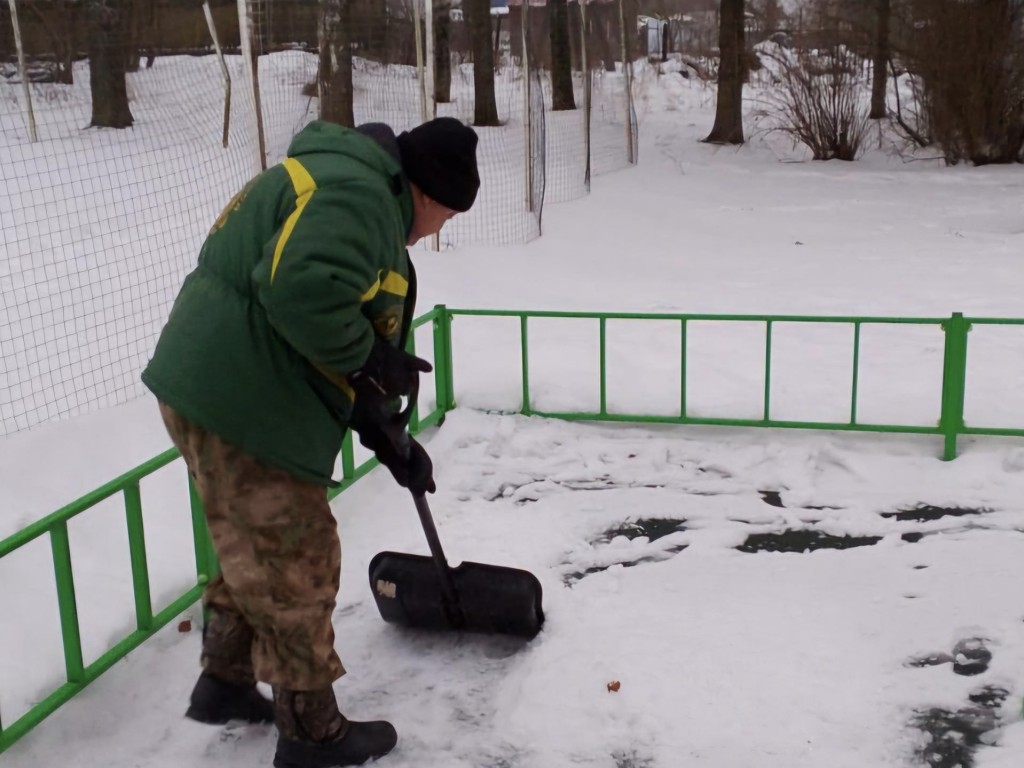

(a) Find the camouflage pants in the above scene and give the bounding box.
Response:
[159,402,345,691]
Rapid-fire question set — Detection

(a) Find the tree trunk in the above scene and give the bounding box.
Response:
[494,14,502,69]
[705,0,744,144]
[124,0,145,73]
[319,0,354,128]
[568,1,582,71]
[621,0,637,63]
[869,0,890,119]
[29,0,76,83]
[434,0,452,103]
[88,0,134,128]
[465,0,499,126]
[603,12,616,72]
[55,0,75,84]
[550,0,576,110]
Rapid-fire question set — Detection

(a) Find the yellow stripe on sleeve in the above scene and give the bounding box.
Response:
[270,158,318,283]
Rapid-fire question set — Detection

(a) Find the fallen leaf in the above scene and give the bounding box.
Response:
[177,620,192,633]
[607,680,621,693]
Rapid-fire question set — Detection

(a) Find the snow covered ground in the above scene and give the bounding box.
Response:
[3,56,1024,767]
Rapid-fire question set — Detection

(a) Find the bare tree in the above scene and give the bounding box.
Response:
[434,0,452,103]
[597,3,617,72]
[869,0,889,119]
[902,0,1024,165]
[888,59,931,148]
[124,0,155,72]
[550,0,576,110]
[87,0,134,128]
[800,0,876,53]
[705,0,745,144]
[318,0,354,127]
[464,0,498,126]
[749,0,785,36]
[25,0,76,84]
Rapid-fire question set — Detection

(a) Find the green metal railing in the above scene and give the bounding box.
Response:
[0,448,202,754]
[2,306,1023,751]
[327,307,455,500]
[447,308,1024,461]
[0,309,450,753]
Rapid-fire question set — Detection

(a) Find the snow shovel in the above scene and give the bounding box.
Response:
[365,383,544,638]
[369,493,545,638]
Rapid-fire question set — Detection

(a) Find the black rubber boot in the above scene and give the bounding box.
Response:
[274,721,398,768]
[185,672,274,725]
[272,688,397,768]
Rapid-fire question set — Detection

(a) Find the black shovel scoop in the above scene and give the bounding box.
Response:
[365,384,544,638]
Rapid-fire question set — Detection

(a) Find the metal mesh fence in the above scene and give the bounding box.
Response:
[0,0,637,437]
[433,53,541,248]
[0,1,261,435]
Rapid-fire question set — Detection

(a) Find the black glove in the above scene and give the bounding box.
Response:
[350,337,432,401]
[355,420,436,495]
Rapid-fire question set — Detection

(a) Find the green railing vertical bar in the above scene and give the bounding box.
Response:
[341,431,356,481]
[443,308,455,412]
[939,312,970,461]
[850,322,861,425]
[123,483,153,631]
[188,476,214,586]
[431,310,447,413]
[407,331,420,433]
[443,309,453,411]
[763,320,773,422]
[521,315,532,414]
[188,476,207,583]
[49,522,85,684]
[599,316,608,416]
[680,319,688,418]
[206,524,220,582]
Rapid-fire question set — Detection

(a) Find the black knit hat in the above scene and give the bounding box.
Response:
[396,117,480,213]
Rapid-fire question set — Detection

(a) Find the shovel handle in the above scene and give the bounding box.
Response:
[411,492,462,618]
[390,379,465,626]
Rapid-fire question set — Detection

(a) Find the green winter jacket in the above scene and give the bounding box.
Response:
[142,121,416,486]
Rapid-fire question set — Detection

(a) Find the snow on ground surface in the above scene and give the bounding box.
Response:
[3,55,1024,767]
[4,408,1024,768]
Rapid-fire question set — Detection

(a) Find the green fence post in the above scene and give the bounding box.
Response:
[123,483,153,631]
[444,308,455,411]
[939,312,969,460]
[432,305,455,414]
[599,316,607,416]
[763,320,774,422]
[341,431,356,481]
[190,476,219,628]
[520,315,531,415]
[50,523,85,684]
[680,318,688,418]
[189,476,209,584]
[850,322,861,425]
[407,331,421,433]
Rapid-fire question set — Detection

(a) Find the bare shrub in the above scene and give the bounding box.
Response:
[759,43,869,160]
[888,61,932,149]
